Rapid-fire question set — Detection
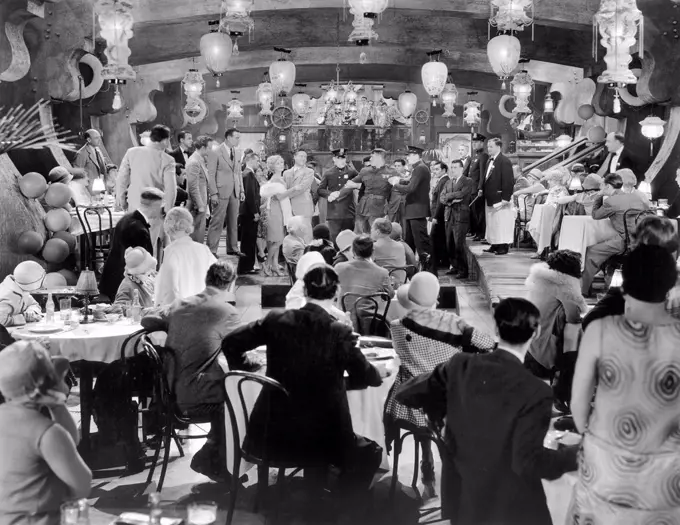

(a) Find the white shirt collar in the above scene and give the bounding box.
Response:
[137,208,150,225]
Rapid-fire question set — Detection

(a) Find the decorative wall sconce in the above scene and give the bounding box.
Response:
[226,91,244,122]
[464,94,482,128]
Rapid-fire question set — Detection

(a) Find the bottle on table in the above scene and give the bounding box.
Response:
[149,492,162,525]
[131,289,142,324]
[45,292,55,324]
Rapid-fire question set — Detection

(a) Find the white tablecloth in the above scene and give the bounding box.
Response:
[70,209,125,237]
[558,216,618,265]
[528,204,557,252]
[10,320,143,363]
[545,472,578,525]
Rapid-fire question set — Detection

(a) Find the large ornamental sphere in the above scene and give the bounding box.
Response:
[44,208,72,233]
[44,272,68,288]
[17,231,44,255]
[19,172,48,199]
[45,183,73,208]
[42,238,70,263]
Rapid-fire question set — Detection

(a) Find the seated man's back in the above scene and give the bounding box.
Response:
[373,237,407,270]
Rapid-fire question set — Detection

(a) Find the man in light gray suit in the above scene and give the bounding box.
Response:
[186,135,214,243]
[75,129,113,192]
[207,128,245,257]
[277,150,315,240]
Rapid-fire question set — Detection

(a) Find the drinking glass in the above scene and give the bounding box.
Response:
[187,501,218,525]
[59,298,71,322]
[122,300,132,323]
[60,501,86,525]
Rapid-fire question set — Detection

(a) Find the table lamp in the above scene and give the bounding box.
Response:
[75,268,99,324]
[569,177,582,192]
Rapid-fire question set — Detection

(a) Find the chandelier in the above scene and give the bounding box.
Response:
[440,80,459,118]
[96,0,136,81]
[398,90,417,119]
[226,91,244,122]
[511,70,533,113]
[594,0,644,85]
[200,24,233,88]
[640,115,666,154]
[464,97,482,128]
[181,69,207,124]
[269,47,296,97]
[292,84,312,117]
[421,50,448,106]
[256,74,275,124]
[345,0,389,18]
[487,34,521,89]
[489,0,534,35]
[219,0,255,55]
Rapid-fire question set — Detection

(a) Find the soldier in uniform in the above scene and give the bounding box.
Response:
[317,148,358,242]
[344,148,396,234]
[466,133,489,241]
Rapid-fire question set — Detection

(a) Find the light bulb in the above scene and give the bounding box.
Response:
[613,95,621,114]
[112,88,123,111]
[216,78,221,88]
[233,41,239,55]
[263,117,269,126]
[360,51,367,64]
[446,120,451,128]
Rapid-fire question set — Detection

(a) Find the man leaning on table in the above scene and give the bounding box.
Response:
[580,172,650,297]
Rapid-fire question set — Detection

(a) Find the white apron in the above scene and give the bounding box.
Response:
[485,203,515,244]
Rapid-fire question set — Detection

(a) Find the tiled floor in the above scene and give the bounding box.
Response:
[78,249,498,524]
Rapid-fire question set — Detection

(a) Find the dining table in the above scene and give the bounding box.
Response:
[528,203,557,253]
[9,318,143,458]
[558,215,618,266]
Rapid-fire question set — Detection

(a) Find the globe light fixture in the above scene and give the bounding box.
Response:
[227,92,244,122]
[96,0,136,81]
[256,75,275,122]
[487,34,521,89]
[398,90,417,118]
[489,0,534,34]
[269,47,296,96]
[440,81,459,118]
[421,50,448,106]
[510,70,533,113]
[292,92,311,117]
[346,0,389,18]
[594,0,644,85]
[544,94,554,113]
[555,134,573,149]
[463,97,482,128]
[200,29,233,87]
[640,115,666,155]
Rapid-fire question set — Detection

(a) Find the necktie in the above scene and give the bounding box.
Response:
[94,148,106,174]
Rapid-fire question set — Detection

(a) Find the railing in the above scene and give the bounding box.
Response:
[522,137,604,174]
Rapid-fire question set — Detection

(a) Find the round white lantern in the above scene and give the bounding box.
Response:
[640,116,666,140]
[398,90,417,118]
[200,32,233,78]
[347,0,389,16]
[292,93,311,117]
[421,59,448,101]
[269,58,296,96]
[510,70,533,113]
[555,134,572,149]
[256,80,274,116]
[487,34,521,89]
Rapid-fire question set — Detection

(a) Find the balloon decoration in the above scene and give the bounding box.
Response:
[577,104,595,120]
[42,238,70,263]
[44,272,68,288]
[44,183,73,208]
[19,172,48,199]
[17,231,44,255]
[52,231,76,252]
[57,269,78,286]
[44,208,72,233]
[587,126,606,143]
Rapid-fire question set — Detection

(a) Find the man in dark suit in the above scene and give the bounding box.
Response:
[168,131,192,207]
[237,153,261,275]
[396,297,578,525]
[99,187,163,301]
[458,143,471,174]
[597,132,638,180]
[392,146,433,271]
[317,148,358,242]
[482,138,515,255]
[466,133,489,241]
[441,159,474,278]
[429,161,450,269]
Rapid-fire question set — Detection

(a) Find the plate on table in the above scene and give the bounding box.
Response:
[361,347,394,361]
[27,324,63,334]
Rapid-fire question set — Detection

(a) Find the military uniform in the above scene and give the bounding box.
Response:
[317,149,358,242]
[352,164,396,234]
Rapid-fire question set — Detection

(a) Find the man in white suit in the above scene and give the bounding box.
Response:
[207,128,245,257]
[185,135,214,243]
[277,150,314,240]
[116,125,177,254]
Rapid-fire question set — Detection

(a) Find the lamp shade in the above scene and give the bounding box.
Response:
[440,83,458,106]
[398,90,417,118]
[421,60,448,98]
[96,0,136,80]
[200,32,233,76]
[269,58,296,96]
[292,93,311,117]
[227,98,244,120]
[76,269,99,295]
[609,268,623,288]
[182,69,205,98]
[544,94,554,113]
[91,177,106,193]
[640,116,666,139]
[510,70,533,113]
[569,176,583,191]
[257,81,274,116]
[487,35,521,86]
[347,0,389,15]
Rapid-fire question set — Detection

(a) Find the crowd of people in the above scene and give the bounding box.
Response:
[0,124,678,525]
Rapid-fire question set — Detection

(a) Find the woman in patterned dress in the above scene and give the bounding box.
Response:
[569,244,680,525]
[254,163,270,265]
[383,272,496,499]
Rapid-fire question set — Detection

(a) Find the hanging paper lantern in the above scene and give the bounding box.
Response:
[421,56,448,103]
[42,238,70,263]
[19,172,48,199]
[511,70,534,114]
[487,35,521,89]
[269,57,296,96]
[95,0,136,81]
[17,231,44,255]
[398,90,417,118]
[44,272,68,288]
[200,32,233,85]
[256,79,275,116]
[544,94,554,113]
[44,183,73,208]
[577,104,595,120]
[44,208,72,233]
[52,231,76,252]
[463,100,482,127]
[594,0,643,85]
[440,83,458,107]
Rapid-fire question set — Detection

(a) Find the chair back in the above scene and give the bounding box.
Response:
[623,208,656,252]
[341,292,392,337]
[75,206,114,275]
[223,371,289,472]
[387,265,417,288]
[516,194,531,223]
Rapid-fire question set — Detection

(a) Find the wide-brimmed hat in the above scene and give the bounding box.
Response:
[48,166,72,184]
[397,272,440,310]
[124,247,157,275]
[336,230,357,253]
[13,261,46,292]
[582,174,603,191]
[0,341,70,402]
[295,252,326,280]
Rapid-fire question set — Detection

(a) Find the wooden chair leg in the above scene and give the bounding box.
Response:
[273,467,286,524]
[146,429,164,485]
[411,437,420,496]
[157,425,173,492]
[389,434,404,501]
[254,463,269,513]
[226,447,242,525]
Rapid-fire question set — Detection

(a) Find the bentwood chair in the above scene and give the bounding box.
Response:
[341,292,392,338]
[387,265,418,288]
[74,205,114,275]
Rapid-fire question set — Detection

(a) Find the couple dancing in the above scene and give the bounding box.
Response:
[259,151,314,276]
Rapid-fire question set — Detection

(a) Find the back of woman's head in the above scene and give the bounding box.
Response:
[546,250,582,279]
[632,216,679,254]
[623,245,678,303]
[303,265,339,301]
